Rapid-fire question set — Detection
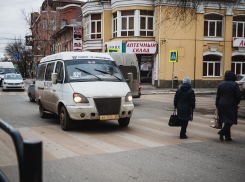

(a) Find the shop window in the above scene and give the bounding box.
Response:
[85,14,101,40]
[121,10,134,36]
[203,55,221,77]
[140,10,154,36]
[233,16,245,37]
[112,13,117,38]
[231,55,245,74]
[204,14,223,37]
[60,19,67,29]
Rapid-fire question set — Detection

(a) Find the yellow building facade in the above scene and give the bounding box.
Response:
[82,0,245,88]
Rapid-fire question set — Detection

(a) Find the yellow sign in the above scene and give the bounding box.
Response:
[108,48,119,53]
[100,115,119,120]
[169,50,178,62]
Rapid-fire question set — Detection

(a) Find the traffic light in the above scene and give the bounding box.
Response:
[38,59,40,62]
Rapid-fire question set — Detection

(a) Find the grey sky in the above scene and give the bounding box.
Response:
[0,0,86,59]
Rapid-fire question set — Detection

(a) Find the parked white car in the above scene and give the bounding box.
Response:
[236,74,245,98]
[2,74,25,91]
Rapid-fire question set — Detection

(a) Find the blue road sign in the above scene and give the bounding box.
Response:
[169,50,178,62]
[14,54,21,58]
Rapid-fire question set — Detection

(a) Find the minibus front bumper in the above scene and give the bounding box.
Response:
[66,103,134,121]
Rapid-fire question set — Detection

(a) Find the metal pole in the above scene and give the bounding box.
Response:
[172,62,174,90]
[24,139,42,182]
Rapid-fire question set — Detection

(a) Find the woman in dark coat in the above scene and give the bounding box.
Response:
[216,70,241,141]
[174,77,195,139]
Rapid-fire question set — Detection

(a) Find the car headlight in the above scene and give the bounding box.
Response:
[125,92,133,102]
[73,93,89,103]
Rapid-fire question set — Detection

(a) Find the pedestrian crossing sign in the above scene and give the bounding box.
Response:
[169,50,178,62]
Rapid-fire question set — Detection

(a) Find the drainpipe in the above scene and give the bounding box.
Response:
[158,5,161,87]
[99,1,105,53]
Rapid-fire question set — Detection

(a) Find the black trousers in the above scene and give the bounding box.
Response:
[220,123,233,139]
[179,119,189,136]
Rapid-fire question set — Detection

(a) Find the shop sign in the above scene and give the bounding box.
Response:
[104,41,122,53]
[73,27,82,52]
[126,41,157,54]
[233,38,245,47]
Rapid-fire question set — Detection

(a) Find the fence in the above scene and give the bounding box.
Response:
[0,119,42,182]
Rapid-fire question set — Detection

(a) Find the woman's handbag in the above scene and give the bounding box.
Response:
[168,109,181,126]
[209,109,222,129]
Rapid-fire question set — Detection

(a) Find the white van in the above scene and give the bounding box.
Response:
[35,52,134,130]
[108,53,141,98]
[0,62,15,86]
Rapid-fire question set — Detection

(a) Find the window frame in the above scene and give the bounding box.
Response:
[85,14,101,40]
[139,10,154,37]
[60,19,67,29]
[232,15,245,38]
[204,13,223,38]
[43,19,47,30]
[203,54,222,78]
[50,19,56,31]
[45,62,55,81]
[112,13,117,38]
[121,10,135,37]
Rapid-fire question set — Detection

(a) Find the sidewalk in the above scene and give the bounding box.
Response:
[141,84,217,95]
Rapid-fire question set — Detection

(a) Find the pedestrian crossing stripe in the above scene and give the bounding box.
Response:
[1,115,245,166]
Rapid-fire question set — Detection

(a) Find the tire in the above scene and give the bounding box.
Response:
[118,117,130,127]
[39,103,48,118]
[29,94,35,102]
[60,106,72,131]
[243,91,245,99]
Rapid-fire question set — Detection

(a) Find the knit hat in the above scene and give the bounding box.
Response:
[183,77,191,85]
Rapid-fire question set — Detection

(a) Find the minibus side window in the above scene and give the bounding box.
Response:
[38,64,46,81]
[55,62,64,82]
[45,62,55,81]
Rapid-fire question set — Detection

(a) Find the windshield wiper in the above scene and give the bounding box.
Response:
[94,69,122,81]
[75,67,102,81]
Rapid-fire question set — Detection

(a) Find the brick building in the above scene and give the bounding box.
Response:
[26,0,84,74]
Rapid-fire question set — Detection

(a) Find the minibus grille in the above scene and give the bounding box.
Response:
[94,98,121,115]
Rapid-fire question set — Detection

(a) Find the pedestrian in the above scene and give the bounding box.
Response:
[216,70,241,141]
[174,77,195,139]
[31,71,33,79]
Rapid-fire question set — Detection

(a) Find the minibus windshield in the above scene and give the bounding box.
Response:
[66,59,125,82]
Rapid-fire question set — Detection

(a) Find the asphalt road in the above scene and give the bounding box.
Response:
[0,89,245,182]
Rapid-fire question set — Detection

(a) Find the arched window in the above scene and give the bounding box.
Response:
[204,14,223,37]
[233,15,245,37]
[231,55,245,74]
[203,55,221,77]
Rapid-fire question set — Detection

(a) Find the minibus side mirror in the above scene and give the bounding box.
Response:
[127,72,133,83]
[52,73,58,85]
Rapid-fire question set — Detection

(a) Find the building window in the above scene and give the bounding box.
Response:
[121,10,134,36]
[60,19,67,29]
[43,19,47,30]
[71,19,77,24]
[204,14,223,37]
[233,16,245,37]
[50,40,56,52]
[85,14,101,40]
[112,13,117,38]
[231,55,245,74]
[50,19,56,30]
[203,55,221,77]
[140,10,154,36]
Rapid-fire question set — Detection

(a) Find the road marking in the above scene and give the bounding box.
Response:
[50,125,125,153]
[19,128,79,159]
[111,131,165,147]
[0,140,18,166]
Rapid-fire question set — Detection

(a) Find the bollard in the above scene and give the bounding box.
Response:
[24,139,42,182]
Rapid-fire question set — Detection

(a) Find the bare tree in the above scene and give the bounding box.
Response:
[5,37,33,77]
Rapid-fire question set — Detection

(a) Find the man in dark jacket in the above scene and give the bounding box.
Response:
[216,70,241,141]
[174,77,195,139]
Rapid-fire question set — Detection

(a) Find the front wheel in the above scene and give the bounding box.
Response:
[60,106,72,131]
[39,103,48,118]
[118,117,130,127]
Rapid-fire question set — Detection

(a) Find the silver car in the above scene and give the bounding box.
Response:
[27,81,35,102]
[2,74,25,91]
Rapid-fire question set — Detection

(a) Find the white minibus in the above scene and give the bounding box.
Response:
[35,52,134,130]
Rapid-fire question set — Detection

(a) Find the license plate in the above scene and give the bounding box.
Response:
[100,115,119,120]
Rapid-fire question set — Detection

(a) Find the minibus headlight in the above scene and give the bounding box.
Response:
[125,92,133,102]
[73,93,89,103]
